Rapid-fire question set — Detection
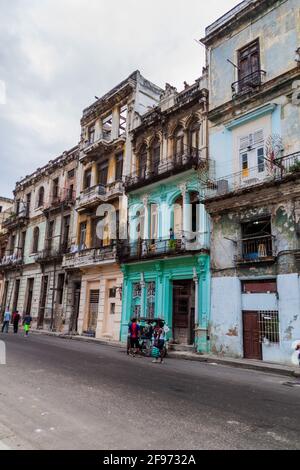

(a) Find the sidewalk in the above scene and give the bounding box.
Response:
[31,329,300,378]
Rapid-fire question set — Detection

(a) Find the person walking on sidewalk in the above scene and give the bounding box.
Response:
[12,310,21,334]
[23,313,32,337]
[128,318,140,357]
[1,308,11,333]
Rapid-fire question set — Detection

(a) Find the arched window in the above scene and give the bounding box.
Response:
[189,120,200,154]
[37,187,45,208]
[151,137,160,175]
[138,145,147,179]
[174,126,184,157]
[32,226,40,253]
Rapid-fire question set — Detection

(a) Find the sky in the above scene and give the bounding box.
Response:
[0,0,239,198]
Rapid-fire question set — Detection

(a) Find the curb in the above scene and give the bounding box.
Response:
[31,329,300,378]
[168,352,300,378]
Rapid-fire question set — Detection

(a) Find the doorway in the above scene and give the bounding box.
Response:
[25,278,34,315]
[86,289,99,336]
[243,311,262,360]
[38,276,48,329]
[172,280,195,345]
[70,282,81,333]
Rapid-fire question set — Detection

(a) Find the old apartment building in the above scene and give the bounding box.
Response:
[119,76,211,353]
[1,1,300,367]
[0,147,79,331]
[202,0,300,363]
[62,71,162,340]
[0,197,13,308]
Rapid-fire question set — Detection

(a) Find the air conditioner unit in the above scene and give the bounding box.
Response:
[217,179,229,195]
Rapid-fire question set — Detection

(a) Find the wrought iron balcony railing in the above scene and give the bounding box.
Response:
[0,251,23,270]
[2,209,29,230]
[62,244,117,269]
[34,245,70,264]
[77,180,124,210]
[231,70,266,97]
[204,151,300,200]
[118,232,209,262]
[44,188,76,211]
[235,235,276,264]
[125,148,206,192]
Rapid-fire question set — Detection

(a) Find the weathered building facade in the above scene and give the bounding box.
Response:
[202,0,300,364]
[0,197,14,312]
[119,77,211,353]
[0,147,79,330]
[62,71,162,341]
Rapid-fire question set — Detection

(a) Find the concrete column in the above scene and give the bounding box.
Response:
[112,106,120,140]
[142,196,150,240]
[91,163,98,186]
[95,118,103,141]
[180,184,191,237]
[140,273,146,318]
[193,268,199,326]
[183,129,189,154]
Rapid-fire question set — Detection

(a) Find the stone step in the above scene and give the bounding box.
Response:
[168,343,195,352]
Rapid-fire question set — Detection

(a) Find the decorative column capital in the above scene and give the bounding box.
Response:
[142,195,149,206]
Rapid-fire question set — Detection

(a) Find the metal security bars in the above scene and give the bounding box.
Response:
[258,311,279,344]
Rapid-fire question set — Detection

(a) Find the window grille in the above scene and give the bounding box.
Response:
[258,311,279,344]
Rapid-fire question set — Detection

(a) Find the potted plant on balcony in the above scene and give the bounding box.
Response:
[168,239,177,251]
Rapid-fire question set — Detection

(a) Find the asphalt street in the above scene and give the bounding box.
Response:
[0,332,299,450]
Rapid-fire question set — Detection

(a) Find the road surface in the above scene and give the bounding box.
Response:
[0,333,299,450]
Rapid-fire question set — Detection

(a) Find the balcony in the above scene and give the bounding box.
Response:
[231,70,266,97]
[125,149,206,192]
[235,235,276,265]
[81,134,126,162]
[0,251,23,271]
[2,209,29,230]
[44,188,76,213]
[62,244,117,269]
[76,184,106,211]
[77,181,124,211]
[34,245,69,265]
[118,232,209,263]
[204,151,300,200]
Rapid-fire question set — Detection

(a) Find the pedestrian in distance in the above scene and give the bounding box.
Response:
[152,319,166,364]
[23,313,32,337]
[1,307,11,333]
[128,318,140,357]
[12,310,21,334]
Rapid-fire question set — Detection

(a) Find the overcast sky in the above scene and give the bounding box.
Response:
[0,0,238,198]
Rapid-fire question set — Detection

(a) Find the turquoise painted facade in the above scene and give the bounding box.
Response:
[120,170,211,353]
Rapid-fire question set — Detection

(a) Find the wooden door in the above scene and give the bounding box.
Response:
[243,311,262,360]
[38,276,48,328]
[87,289,99,336]
[173,280,194,345]
[25,278,34,315]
